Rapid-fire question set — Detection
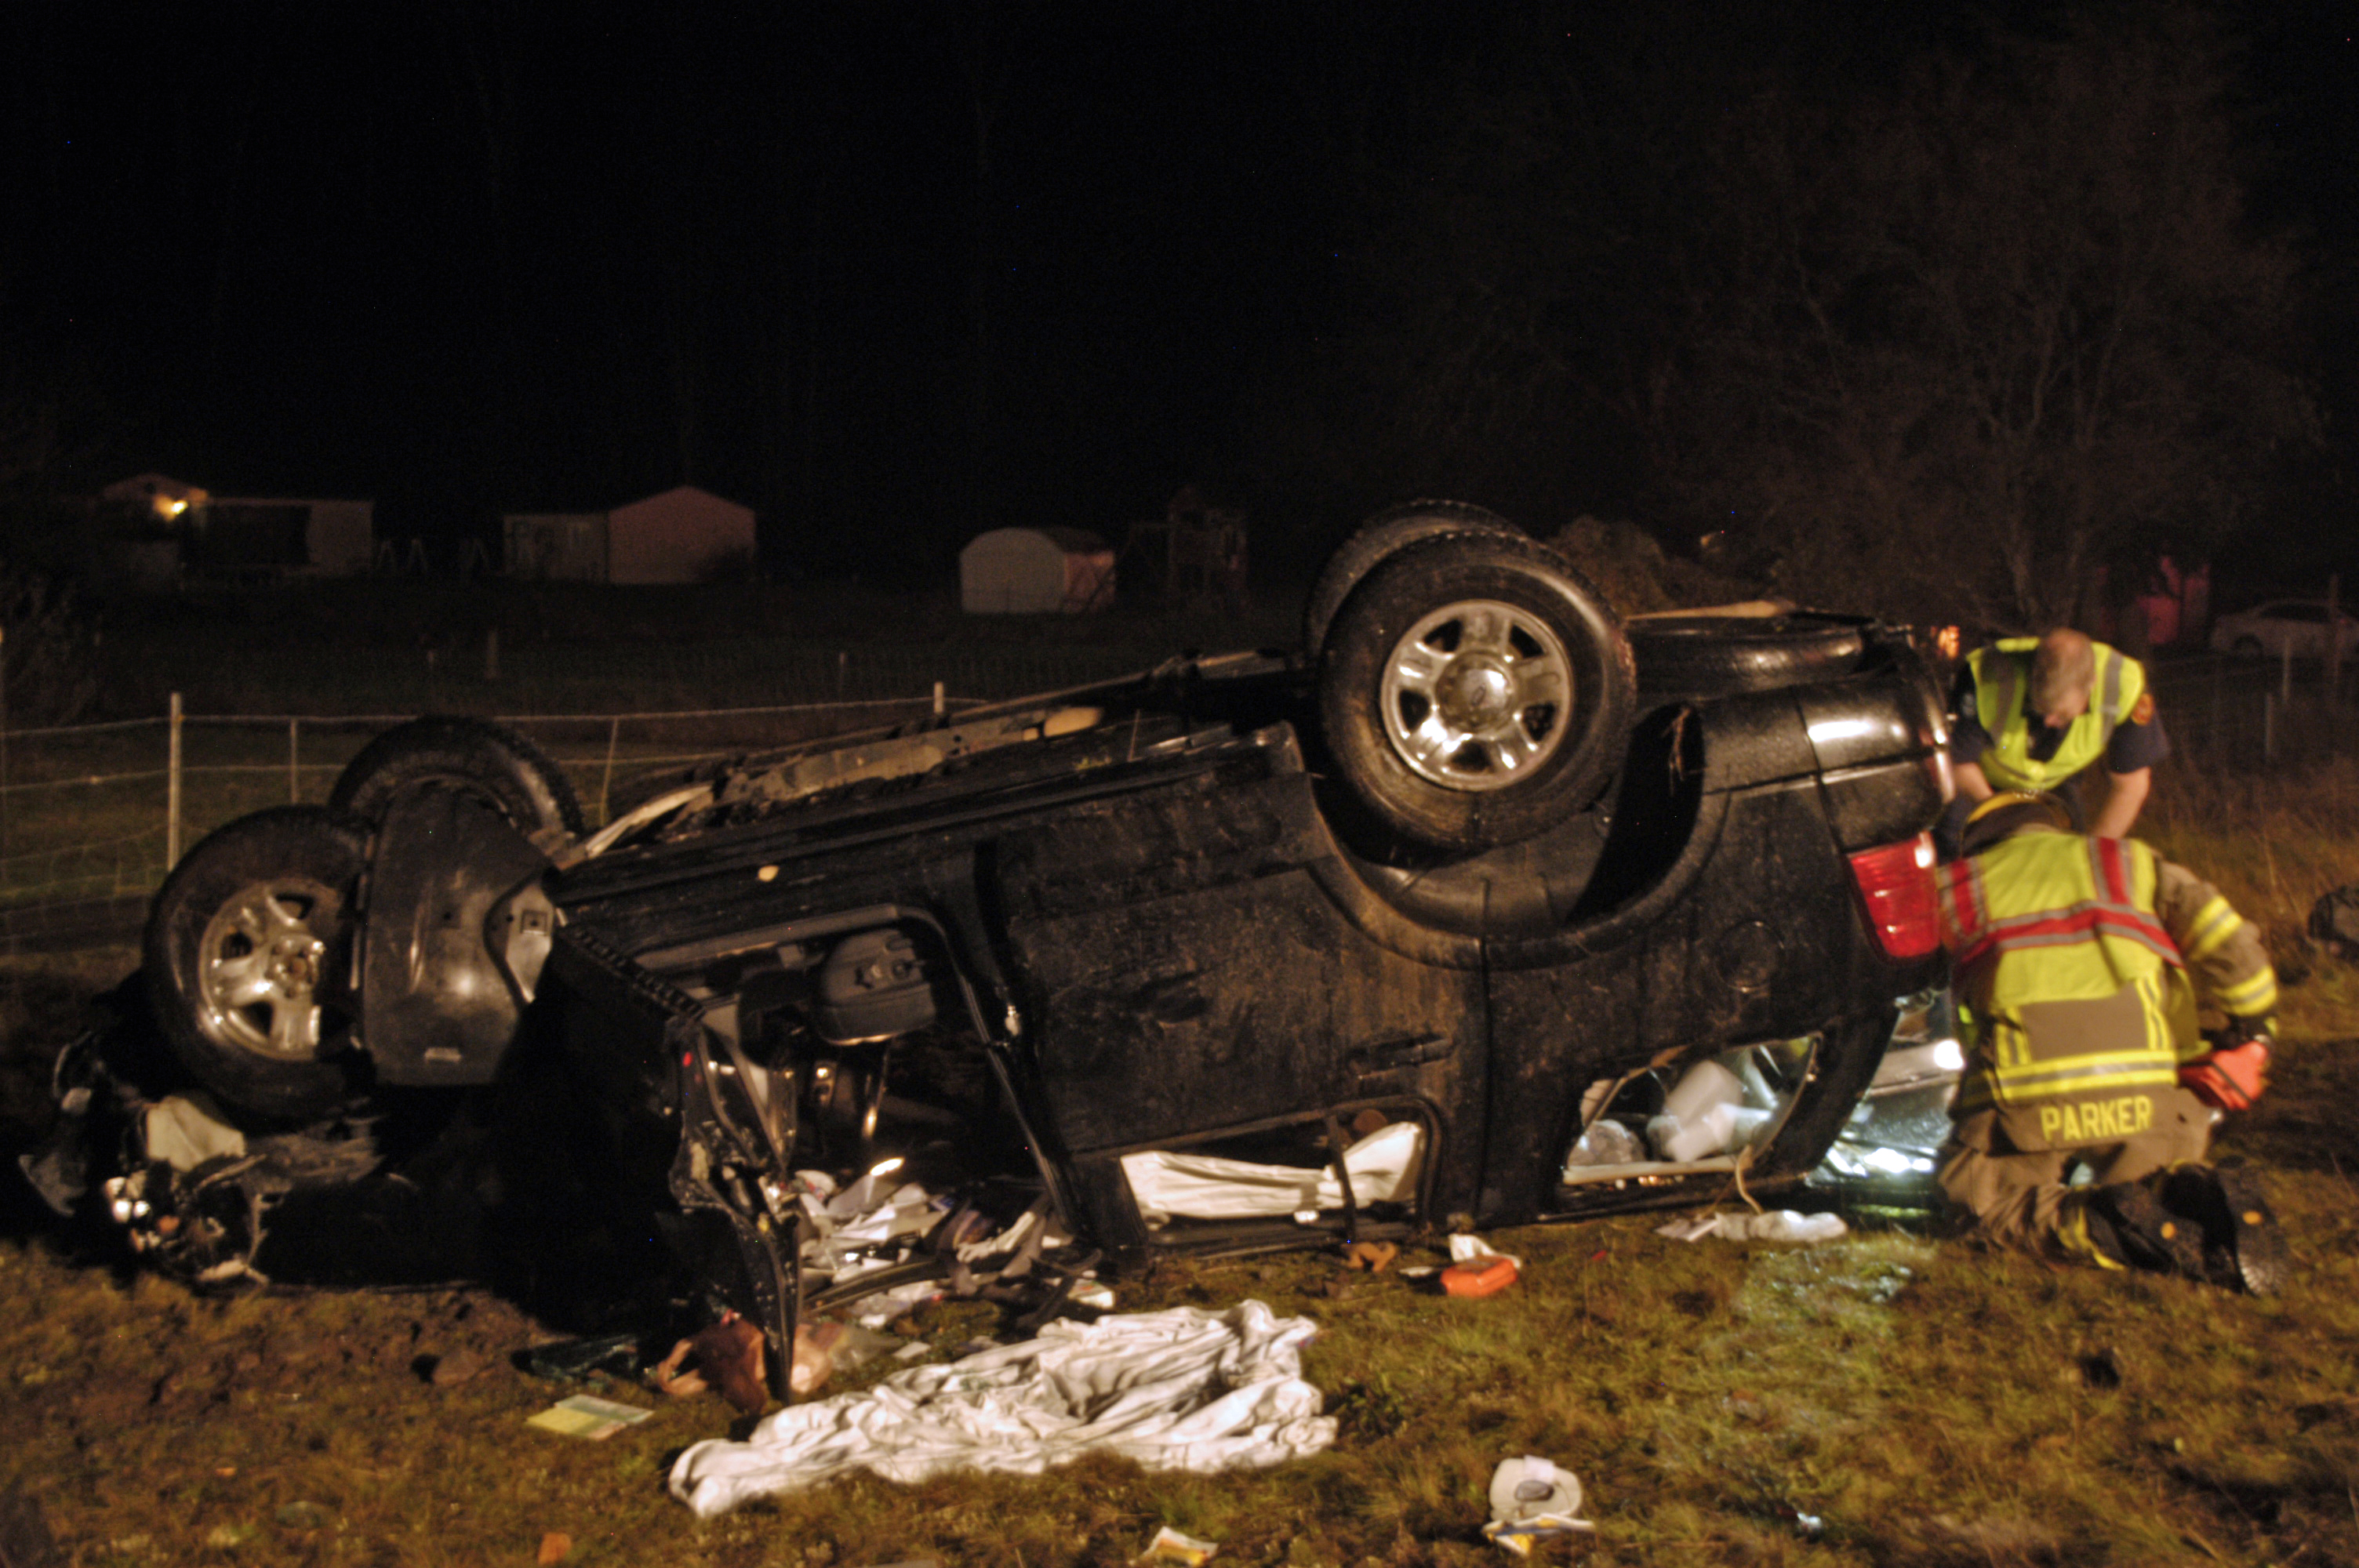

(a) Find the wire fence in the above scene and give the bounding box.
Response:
[0,648,2342,956]
[0,680,1076,955]
[2145,651,2354,766]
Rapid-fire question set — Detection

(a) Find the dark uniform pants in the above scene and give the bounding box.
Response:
[1937,1088,2215,1258]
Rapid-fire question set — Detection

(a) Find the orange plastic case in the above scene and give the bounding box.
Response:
[1440,1258,1519,1298]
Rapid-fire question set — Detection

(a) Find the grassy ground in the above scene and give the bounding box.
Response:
[2,759,2356,1565]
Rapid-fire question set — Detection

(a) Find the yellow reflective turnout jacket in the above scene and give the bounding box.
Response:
[1968,637,2148,791]
[1937,827,2276,1149]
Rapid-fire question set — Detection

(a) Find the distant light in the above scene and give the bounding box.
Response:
[1932,1038,1965,1073]
[867,1156,904,1178]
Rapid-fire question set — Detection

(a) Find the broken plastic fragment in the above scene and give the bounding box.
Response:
[1142,1524,1220,1564]
[525,1394,653,1440]
[1481,1456,1595,1557]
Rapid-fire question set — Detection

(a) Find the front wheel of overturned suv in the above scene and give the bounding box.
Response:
[144,806,369,1122]
[1319,533,1634,852]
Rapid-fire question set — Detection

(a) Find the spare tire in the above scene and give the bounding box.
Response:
[1626,612,1867,700]
[1303,500,1523,654]
[328,715,584,838]
[1319,532,1634,851]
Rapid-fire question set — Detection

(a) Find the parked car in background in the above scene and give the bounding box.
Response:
[2209,599,2359,661]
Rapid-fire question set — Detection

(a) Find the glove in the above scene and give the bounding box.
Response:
[2180,1036,2270,1111]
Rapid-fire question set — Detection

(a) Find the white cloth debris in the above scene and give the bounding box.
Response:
[1656,1209,1848,1244]
[667,1301,1336,1517]
[1120,1122,1423,1225]
[848,1278,947,1330]
[799,1178,940,1280]
[142,1095,246,1173]
[1448,1234,1525,1272]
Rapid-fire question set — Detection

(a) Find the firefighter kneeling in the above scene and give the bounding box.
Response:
[1935,793,2286,1293]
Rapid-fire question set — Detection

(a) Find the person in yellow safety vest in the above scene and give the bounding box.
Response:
[1934,793,2284,1292]
[1947,629,2168,844]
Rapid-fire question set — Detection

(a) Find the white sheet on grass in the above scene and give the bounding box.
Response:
[667,1301,1335,1517]
[1120,1120,1423,1225]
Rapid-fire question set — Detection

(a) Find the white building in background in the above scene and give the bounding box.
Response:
[959,527,1117,614]
[502,485,757,584]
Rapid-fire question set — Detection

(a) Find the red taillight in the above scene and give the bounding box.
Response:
[1848,832,1940,959]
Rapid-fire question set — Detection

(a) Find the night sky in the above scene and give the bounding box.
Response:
[3,2,2354,583]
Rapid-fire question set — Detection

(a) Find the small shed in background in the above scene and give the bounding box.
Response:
[609,486,757,584]
[960,528,1117,614]
[503,486,756,584]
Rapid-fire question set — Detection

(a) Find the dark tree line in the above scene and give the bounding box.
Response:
[1285,2,2321,627]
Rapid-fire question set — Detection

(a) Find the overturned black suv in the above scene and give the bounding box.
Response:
[81,504,1954,1396]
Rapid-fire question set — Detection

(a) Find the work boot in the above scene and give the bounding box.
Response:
[2162,1164,2288,1296]
[2074,1180,2205,1279]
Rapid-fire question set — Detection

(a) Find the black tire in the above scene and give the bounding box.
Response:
[1302,500,1523,654]
[1626,612,1866,699]
[1319,532,1634,851]
[144,807,369,1121]
[328,715,583,837]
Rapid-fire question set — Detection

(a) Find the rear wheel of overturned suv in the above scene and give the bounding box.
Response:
[328,715,584,838]
[1320,533,1634,851]
[144,807,369,1122]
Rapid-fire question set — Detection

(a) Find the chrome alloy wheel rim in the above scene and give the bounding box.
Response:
[196,878,341,1062]
[1379,598,1573,790]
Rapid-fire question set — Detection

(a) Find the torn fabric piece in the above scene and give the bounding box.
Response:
[1120,1122,1423,1225]
[667,1301,1335,1518]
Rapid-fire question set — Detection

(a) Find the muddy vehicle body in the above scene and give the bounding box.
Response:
[108,506,1954,1397]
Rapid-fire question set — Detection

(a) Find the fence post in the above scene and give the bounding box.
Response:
[2331,573,2345,714]
[289,717,300,804]
[932,681,945,719]
[598,714,620,826]
[168,692,184,869]
[2264,689,2276,764]
[2209,659,2223,760]
[1,622,9,869]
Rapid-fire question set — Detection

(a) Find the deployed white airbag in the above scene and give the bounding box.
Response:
[667,1301,1334,1516]
[1119,1120,1424,1225]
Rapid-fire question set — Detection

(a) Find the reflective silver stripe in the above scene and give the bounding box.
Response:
[1992,1056,2178,1091]
[1983,652,2020,734]
[2097,648,2125,735]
